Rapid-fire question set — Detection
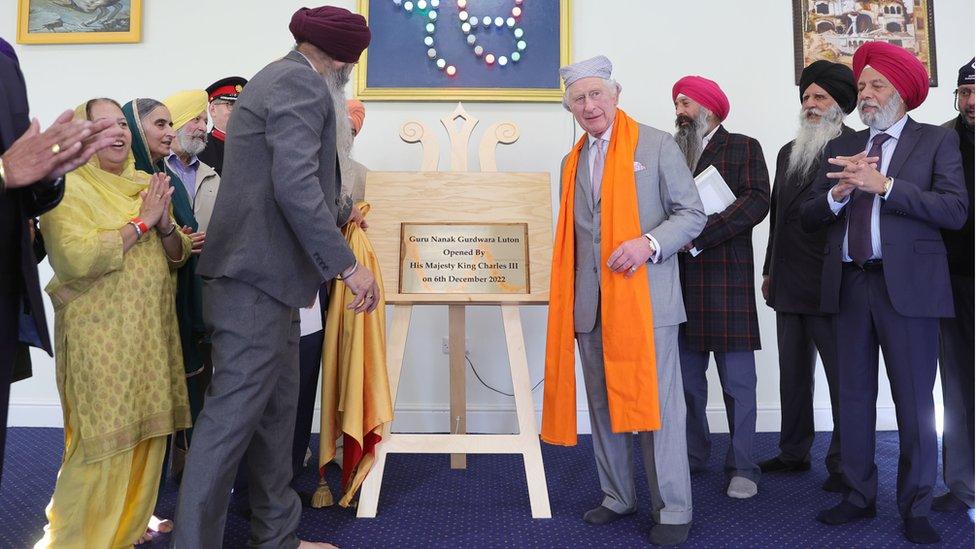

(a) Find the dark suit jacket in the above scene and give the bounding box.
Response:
[679,125,770,351]
[764,125,854,315]
[0,52,60,381]
[800,117,968,318]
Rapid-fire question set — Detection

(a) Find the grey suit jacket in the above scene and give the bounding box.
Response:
[197,51,356,308]
[564,123,706,332]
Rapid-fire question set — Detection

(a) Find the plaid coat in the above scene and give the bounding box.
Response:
[679,126,770,351]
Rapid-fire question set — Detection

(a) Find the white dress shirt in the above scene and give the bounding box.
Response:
[826,114,906,261]
[586,125,662,263]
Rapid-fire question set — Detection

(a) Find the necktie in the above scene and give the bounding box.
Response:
[849,132,892,266]
[592,138,607,203]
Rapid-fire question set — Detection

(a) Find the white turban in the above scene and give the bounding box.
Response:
[559,55,613,87]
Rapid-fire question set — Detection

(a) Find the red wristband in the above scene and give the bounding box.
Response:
[130,217,149,236]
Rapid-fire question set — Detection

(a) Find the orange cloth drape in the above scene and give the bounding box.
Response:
[541,109,660,446]
[315,203,393,508]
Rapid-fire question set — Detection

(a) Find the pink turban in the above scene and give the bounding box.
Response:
[347,99,365,135]
[289,6,371,63]
[852,41,929,111]
[672,76,730,122]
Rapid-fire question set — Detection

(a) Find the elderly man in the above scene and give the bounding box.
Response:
[173,7,377,548]
[932,58,975,514]
[801,42,967,544]
[541,55,705,546]
[0,38,120,485]
[161,90,221,479]
[671,76,770,499]
[200,76,247,176]
[758,61,856,492]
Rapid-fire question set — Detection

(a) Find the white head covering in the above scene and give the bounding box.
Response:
[559,55,613,87]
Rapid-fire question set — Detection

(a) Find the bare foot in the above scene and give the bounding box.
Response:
[148,515,174,533]
[299,541,338,549]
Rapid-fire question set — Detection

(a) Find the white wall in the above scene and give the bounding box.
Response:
[5,0,971,435]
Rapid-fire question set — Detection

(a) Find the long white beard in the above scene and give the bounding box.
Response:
[859,90,904,130]
[786,103,845,182]
[176,126,206,157]
[674,108,712,172]
[325,64,354,159]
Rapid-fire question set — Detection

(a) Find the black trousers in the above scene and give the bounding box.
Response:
[0,292,18,485]
[774,312,841,473]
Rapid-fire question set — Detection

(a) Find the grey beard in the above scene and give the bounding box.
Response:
[673,109,711,172]
[176,127,206,157]
[786,104,845,182]
[859,90,904,130]
[325,64,354,160]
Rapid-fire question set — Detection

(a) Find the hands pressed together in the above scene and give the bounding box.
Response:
[826,151,886,202]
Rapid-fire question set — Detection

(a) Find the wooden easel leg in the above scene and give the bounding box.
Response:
[449,305,467,469]
[501,304,552,518]
[357,304,412,518]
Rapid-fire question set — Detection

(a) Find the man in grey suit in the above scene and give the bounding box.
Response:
[558,56,706,546]
[174,7,377,549]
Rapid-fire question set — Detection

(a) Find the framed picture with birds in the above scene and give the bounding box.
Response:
[17,0,141,45]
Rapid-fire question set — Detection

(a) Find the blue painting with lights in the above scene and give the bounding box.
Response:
[365,0,562,89]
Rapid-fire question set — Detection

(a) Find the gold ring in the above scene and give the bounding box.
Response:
[51,143,61,154]
[155,194,162,199]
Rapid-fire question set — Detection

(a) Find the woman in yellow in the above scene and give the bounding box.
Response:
[34,98,192,548]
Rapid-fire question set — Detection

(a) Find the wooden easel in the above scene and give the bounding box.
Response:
[355,104,553,519]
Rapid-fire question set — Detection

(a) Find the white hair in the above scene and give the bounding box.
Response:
[786,103,845,182]
[562,78,622,111]
[859,89,904,130]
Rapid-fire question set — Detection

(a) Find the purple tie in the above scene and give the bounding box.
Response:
[592,139,607,202]
[849,132,892,266]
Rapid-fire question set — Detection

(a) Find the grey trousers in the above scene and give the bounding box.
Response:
[578,323,693,525]
[174,277,302,549]
[939,275,974,507]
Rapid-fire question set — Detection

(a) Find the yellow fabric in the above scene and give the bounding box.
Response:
[162,89,208,130]
[541,109,660,446]
[39,108,193,462]
[34,378,167,549]
[318,202,393,507]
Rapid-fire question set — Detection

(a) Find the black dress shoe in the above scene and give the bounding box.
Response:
[649,522,691,546]
[583,505,634,525]
[821,473,846,493]
[904,516,941,544]
[816,501,876,525]
[759,456,811,473]
[932,492,971,512]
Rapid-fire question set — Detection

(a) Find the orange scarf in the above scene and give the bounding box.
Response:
[541,109,660,446]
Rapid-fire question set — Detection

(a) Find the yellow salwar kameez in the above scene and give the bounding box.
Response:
[34,121,192,548]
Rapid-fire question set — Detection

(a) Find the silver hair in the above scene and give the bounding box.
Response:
[562,78,622,111]
[786,103,845,182]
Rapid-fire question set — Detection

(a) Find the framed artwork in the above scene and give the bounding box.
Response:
[792,0,937,86]
[17,0,142,45]
[355,0,572,102]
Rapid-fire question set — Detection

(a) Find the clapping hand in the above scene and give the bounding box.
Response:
[138,173,174,228]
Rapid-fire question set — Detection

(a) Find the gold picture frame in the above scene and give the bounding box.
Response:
[17,0,142,45]
[355,0,572,102]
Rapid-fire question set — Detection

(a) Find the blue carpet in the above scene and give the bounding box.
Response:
[0,428,972,548]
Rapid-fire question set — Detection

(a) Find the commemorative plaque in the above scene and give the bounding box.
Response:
[399,223,530,294]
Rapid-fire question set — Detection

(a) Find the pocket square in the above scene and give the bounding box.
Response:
[634,161,646,172]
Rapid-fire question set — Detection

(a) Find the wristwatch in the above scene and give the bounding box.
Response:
[882,176,894,196]
[0,157,6,195]
[643,234,656,254]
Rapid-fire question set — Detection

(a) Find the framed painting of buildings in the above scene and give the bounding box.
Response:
[792,0,937,86]
[17,0,142,45]
[355,0,572,102]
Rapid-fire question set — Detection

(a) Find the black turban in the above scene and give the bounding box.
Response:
[799,60,857,114]
[289,6,371,63]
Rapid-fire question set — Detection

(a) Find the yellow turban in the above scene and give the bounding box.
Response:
[346,99,365,135]
[163,90,208,130]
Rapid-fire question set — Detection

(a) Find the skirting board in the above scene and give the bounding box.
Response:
[9,400,906,434]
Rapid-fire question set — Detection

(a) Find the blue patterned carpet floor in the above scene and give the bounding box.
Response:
[1,428,972,548]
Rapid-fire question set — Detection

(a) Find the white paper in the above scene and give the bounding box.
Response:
[694,165,737,216]
[299,295,323,336]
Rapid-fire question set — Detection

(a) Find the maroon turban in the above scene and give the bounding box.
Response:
[672,76,730,122]
[289,6,371,63]
[852,41,929,111]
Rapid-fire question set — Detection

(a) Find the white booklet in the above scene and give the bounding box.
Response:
[694,165,737,216]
